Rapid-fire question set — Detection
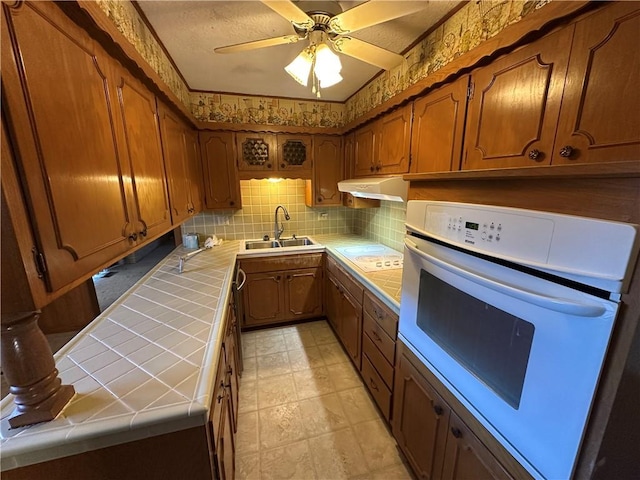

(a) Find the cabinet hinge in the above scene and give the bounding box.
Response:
[467,82,475,101]
[32,247,47,279]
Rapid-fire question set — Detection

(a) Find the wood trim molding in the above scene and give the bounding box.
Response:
[403,161,640,182]
[196,121,341,136]
[342,0,596,133]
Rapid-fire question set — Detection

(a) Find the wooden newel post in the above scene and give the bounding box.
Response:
[1,311,75,428]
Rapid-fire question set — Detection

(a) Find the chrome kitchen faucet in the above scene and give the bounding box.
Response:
[274,205,291,243]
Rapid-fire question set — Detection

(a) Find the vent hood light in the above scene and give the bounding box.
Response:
[338,177,408,202]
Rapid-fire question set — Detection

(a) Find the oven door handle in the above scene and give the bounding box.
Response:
[404,239,607,317]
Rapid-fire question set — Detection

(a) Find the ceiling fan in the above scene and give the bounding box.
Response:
[214,1,430,97]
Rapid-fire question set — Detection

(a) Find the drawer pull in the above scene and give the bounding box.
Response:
[369,378,379,392]
[371,330,382,342]
[373,308,384,321]
[451,427,462,439]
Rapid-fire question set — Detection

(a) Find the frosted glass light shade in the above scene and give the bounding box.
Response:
[314,43,342,87]
[285,49,313,86]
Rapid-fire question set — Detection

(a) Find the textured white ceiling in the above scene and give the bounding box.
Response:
[138,1,460,102]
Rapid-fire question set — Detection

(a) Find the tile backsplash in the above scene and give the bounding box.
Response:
[181,179,406,251]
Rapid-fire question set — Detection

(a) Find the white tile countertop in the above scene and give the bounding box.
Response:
[0,234,403,471]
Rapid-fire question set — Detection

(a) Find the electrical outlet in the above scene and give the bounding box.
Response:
[318,212,328,221]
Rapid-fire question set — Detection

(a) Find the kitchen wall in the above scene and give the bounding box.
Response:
[181,179,406,252]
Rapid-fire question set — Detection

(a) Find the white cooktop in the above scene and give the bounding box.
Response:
[336,244,403,272]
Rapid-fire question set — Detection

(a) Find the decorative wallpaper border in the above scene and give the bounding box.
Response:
[96,0,551,128]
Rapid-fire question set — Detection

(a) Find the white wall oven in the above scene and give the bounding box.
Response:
[399,201,639,480]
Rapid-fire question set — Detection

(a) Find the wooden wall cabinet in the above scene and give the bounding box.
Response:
[236,133,312,179]
[353,104,412,177]
[239,254,323,328]
[462,2,640,170]
[158,102,202,223]
[411,76,470,173]
[305,135,343,207]
[462,27,572,170]
[199,131,242,210]
[0,1,174,294]
[552,2,640,165]
[393,344,515,480]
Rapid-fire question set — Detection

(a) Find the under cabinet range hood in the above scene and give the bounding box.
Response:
[338,176,408,202]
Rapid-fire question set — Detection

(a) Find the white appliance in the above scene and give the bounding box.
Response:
[336,244,403,272]
[337,176,408,202]
[399,201,639,480]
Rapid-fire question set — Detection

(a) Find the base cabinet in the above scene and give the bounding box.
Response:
[393,344,516,480]
[239,254,323,328]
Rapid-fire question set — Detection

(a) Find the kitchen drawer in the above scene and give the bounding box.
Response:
[240,253,322,274]
[363,311,396,366]
[326,255,363,304]
[361,354,392,422]
[363,291,398,340]
[363,332,394,389]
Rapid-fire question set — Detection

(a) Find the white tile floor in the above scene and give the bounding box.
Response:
[236,320,413,480]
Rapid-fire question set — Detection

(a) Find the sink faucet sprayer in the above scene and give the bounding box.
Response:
[274,205,291,242]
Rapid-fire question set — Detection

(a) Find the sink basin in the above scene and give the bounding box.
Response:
[245,240,281,249]
[244,237,315,250]
[280,237,314,247]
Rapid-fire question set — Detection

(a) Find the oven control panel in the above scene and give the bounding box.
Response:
[405,201,639,292]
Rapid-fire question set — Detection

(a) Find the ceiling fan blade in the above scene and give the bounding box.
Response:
[261,0,315,31]
[214,35,302,54]
[331,36,404,70]
[329,1,429,34]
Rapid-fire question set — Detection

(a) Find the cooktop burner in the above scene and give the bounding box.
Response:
[336,244,403,272]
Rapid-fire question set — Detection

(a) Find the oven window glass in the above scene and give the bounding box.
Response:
[417,270,534,409]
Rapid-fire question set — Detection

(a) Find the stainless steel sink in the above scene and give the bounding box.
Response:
[279,237,314,247]
[245,240,281,250]
[244,237,315,250]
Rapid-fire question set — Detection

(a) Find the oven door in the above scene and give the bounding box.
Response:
[399,234,619,480]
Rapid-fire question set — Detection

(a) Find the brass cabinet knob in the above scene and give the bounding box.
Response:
[528,149,541,160]
[559,145,574,158]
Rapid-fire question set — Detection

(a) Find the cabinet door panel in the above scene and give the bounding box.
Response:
[463,28,573,170]
[236,132,276,174]
[442,412,513,480]
[393,349,450,480]
[340,289,362,370]
[325,273,341,332]
[158,104,190,223]
[243,272,283,326]
[277,134,312,177]
[284,267,322,319]
[377,103,412,174]
[2,2,132,290]
[200,131,241,209]
[411,76,469,173]
[353,124,376,176]
[554,3,640,165]
[185,129,203,215]
[116,72,171,240]
[311,136,342,206]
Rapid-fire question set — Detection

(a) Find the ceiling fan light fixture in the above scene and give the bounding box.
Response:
[319,71,342,88]
[314,43,342,76]
[284,48,313,86]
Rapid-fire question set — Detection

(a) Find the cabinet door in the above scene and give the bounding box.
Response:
[236,132,276,175]
[325,273,341,333]
[242,272,284,326]
[200,131,241,210]
[340,289,362,370]
[344,132,355,180]
[277,134,312,177]
[184,129,203,215]
[377,103,413,174]
[114,70,172,241]
[411,76,469,173]
[224,305,240,432]
[284,267,323,319]
[158,103,191,223]
[215,390,235,480]
[1,1,134,291]
[353,123,376,176]
[462,27,573,170]
[441,412,513,480]
[553,2,640,165]
[311,136,343,206]
[393,349,450,480]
